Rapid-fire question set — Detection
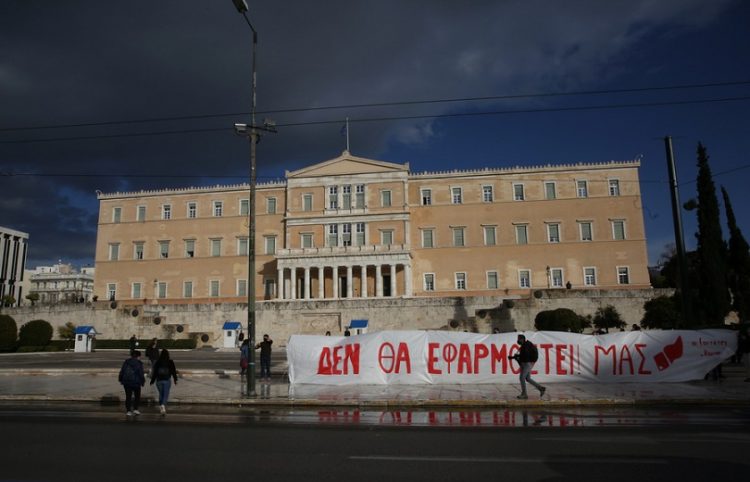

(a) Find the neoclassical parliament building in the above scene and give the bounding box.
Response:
[94,152,650,305]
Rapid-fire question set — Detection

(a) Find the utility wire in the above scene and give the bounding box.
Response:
[0,79,748,132]
[2,95,749,144]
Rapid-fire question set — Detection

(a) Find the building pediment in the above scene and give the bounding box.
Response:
[286,151,408,179]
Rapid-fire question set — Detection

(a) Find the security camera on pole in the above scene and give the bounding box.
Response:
[231,0,276,397]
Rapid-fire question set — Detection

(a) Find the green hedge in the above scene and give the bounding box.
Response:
[0,314,17,351]
[93,338,197,350]
[19,319,53,346]
[16,345,64,353]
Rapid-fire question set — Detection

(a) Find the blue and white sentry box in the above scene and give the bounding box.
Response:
[74,326,98,352]
[222,321,242,348]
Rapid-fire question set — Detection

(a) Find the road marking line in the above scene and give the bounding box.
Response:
[349,456,667,464]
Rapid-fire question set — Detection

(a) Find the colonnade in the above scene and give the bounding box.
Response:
[276,262,412,300]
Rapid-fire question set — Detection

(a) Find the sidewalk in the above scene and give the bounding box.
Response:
[0,363,748,408]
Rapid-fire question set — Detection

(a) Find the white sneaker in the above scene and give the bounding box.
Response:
[159,405,166,415]
[126,411,133,416]
[133,410,141,415]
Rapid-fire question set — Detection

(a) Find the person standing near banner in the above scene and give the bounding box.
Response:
[509,334,546,400]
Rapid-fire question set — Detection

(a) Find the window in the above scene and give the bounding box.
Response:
[327,224,338,247]
[547,223,560,243]
[515,224,528,245]
[209,280,220,297]
[157,282,167,299]
[451,187,462,204]
[609,179,620,196]
[422,228,434,248]
[342,223,352,246]
[584,267,597,286]
[355,185,365,208]
[454,272,467,290]
[187,202,197,219]
[421,188,432,206]
[134,242,144,260]
[264,236,276,255]
[301,233,313,248]
[342,185,351,208]
[237,237,248,256]
[424,273,435,291]
[211,239,222,257]
[266,197,276,214]
[162,204,171,220]
[545,182,556,200]
[381,190,392,207]
[109,243,120,261]
[519,270,531,288]
[381,230,394,246]
[185,239,195,258]
[303,193,313,212]
[513,183,525,201]
[328,186,338,209]
[487,271,499,289]
[107,283,117,300]
[618,266,630,284]
[132,282,142,299]
[483,185,494,202]
[159,241,169,259]
[237,279,247,296]
[137,205,146,221]
[240,199,249,216]
[183,281,193,298]
[612,220,626,240]
[213,201,223,217]
[484,226,496,246]
[355,223,365,246]
[579,222,593,241]
[577,180,588,198]
[112,207,121,223]
[550,268,564,288]
[264,279,276,298]
[452,227,465,247]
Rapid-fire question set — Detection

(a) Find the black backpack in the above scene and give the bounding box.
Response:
[122,363,138,384]
[527,341,539,362]
[156,363,171,380]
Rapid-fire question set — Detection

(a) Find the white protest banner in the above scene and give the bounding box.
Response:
[287,330,736,385]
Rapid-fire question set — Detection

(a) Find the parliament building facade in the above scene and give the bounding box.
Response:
[94,152,650,305]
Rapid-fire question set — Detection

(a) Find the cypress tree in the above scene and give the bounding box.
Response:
[693,143,730,325]
[721,186,750,321]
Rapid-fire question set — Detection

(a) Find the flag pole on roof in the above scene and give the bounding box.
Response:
[341,117,350,153]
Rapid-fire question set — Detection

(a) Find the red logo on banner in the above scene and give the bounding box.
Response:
[654,336,683,371]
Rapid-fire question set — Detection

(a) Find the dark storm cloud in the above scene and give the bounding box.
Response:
[0,0,741,266]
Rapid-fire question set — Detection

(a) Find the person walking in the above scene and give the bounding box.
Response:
[128,334,139,356]
[239,339,250,376]
[118,350,145,416]
[145,338,159,371]
[150,349,178,415]
[509,334,546,400]
[255,334,273,382]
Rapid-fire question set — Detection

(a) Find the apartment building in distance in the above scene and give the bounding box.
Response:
[93,151,650,305]
[28,263,95,304]
[0,225,29,307]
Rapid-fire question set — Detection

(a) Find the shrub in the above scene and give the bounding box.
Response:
[0,314,18,351]
[535,308,591,333]
[58,322,76,340]
[18,319,53,347]
[641,295,680,329]
[592,305,626,333]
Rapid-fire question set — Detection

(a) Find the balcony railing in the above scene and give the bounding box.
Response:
[277,244,410,257]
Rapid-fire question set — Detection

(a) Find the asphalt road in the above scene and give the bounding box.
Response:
[1,404,748,481]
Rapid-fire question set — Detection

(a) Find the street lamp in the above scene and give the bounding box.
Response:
[231,0,276,397]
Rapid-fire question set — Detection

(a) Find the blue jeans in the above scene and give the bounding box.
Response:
[519,362,543,395]
[260,355,271,379]
[156,379,172,406]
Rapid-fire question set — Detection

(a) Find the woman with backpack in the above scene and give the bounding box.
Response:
[149,349,178,415]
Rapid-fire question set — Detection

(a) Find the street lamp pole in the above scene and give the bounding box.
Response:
[233,0,258,397]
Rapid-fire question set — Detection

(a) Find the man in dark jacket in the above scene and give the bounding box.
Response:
[118,350,145,416]
[255,334,273,381]
[509,334,546,400]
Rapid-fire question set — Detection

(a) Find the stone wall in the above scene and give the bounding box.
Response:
[2,288,671,346]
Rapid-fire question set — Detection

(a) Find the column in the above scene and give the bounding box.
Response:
[303,267,311,299]
[277,267,284,300]
[376,265,383,297]
[332,266,339,299]
[346,265,353,298]
[360,264,368,298]
[318,266,325,299]
[290,268,297,300]
[390,264,397,297]
[404,263,413,297]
